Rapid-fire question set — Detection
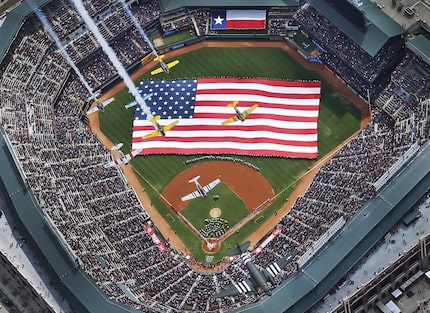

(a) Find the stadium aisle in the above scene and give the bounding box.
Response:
[314,195,430,313]
[0,194,72,313]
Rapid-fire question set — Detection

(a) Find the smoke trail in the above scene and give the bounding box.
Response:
[26,0,96,99]
[71,0,153,118]
[118,0,159,57]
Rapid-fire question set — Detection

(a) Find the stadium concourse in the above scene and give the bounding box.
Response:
[0,1,429,313]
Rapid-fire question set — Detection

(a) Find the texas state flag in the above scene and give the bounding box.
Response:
[211,10,266,30]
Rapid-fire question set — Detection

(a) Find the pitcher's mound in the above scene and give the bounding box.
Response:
[210,208,221,218]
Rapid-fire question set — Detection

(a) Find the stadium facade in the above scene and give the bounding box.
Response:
[0,1,429,313]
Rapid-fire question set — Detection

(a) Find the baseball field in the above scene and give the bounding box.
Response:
[95,42,363,264]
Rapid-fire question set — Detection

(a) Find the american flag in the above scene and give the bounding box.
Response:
[132,78,321,158]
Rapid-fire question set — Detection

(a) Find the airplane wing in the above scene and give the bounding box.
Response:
[221,104,258,125]
[87,97,115,114]
[215,279,257,298]
[142,120,179,139]
[86,107,99,114]
[263,250,298,281]
[124,100,137,109]
[162,120,179,132]
[167,60,179,69]
[142,130,159,140]
[150,60,180,75]
[181,191,201,202]
[242,104,258,117]
[103,148,143,168]
[102,97,115,106]
[202,178,221,193]
[150,66,164,76]
[221,116,239,125]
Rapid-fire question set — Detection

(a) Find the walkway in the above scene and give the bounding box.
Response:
[0,194,72,313]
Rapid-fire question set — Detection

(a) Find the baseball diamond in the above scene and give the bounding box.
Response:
[93,41,367,265]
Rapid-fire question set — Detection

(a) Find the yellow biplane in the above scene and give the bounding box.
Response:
[142,115,179,139]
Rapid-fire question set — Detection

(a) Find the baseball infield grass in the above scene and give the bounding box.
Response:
[100,46,361,263]
[182,183,248,230]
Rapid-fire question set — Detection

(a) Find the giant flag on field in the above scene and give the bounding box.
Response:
[132,78,321,158]
[211,10,266,30]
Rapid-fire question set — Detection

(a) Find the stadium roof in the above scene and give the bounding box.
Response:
[406,34,430,66]
[0,0,49,63]
[308,0,405,57]
[158,0,299,13]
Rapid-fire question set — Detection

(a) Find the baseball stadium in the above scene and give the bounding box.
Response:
[0,0,429,313]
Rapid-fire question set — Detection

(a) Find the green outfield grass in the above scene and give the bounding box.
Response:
[149,28,197,49]
[99,46,361,263]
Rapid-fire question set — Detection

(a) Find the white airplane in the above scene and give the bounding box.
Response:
[181,175,221,201]
[150,55,180,75]
[124,93,154,109]
[142,115,179,139]
[86,97,115,114]
[103,143,143,168]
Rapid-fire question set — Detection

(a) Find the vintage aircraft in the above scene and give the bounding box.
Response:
[124,93,154,109]
[221,101,258,125]
[181,175,221,201]
[86,97,115,114]
[215,241,298,298]
[103,143,143,168]
[142,115,179,139]
[150,55,180,75]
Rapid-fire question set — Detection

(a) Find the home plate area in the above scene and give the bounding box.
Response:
[200,213,229,238]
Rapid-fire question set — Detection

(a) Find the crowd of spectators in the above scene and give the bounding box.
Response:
[160,9,194,34]
[267,8,297,37]
[375,51,430,152]
[0,1,429,313]
[293,4,404,98]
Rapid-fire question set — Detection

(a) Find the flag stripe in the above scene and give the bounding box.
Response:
[132,78,321,158]
[132,134,317,146]
[194,113,318,123]
[133,118,318,132]
[191,100,320,111]
[133,131,317,146]
[225,10,266,29]
[197,89,321,100]
[132,124,318,135]
[225,20,266,29]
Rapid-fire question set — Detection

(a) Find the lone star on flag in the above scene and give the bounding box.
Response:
[214,15,224,25]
